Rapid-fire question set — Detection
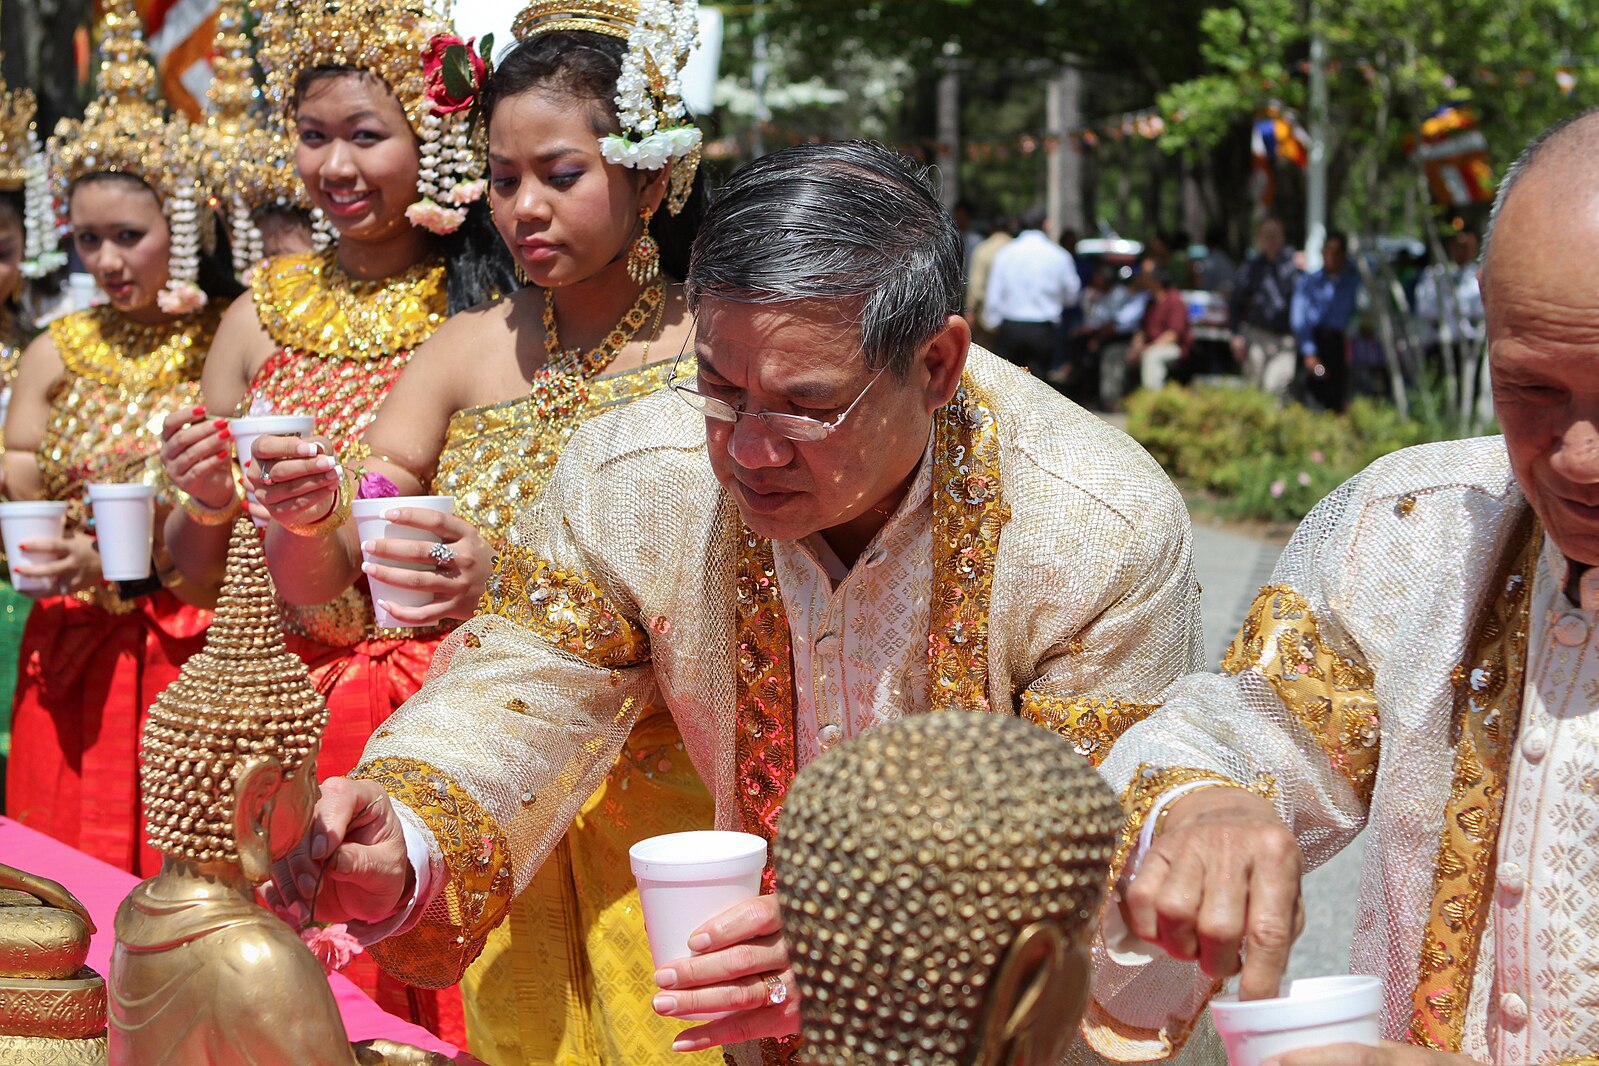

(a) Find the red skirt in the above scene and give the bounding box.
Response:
[6,590,210,878]
[286,628,468,1049]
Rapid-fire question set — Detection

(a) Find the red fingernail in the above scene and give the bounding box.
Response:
[213,419,228,430]
[216,450,229,460]
[192,405,205,416]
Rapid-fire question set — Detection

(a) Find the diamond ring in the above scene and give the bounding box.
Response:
[428,542,456,570]
[762,973,788,1007]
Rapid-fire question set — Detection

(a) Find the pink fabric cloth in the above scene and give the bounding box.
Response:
[0,816,468,1060]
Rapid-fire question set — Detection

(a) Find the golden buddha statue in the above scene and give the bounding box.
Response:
[0,864,108,1064]
[774,712,1123,1066]
[109,518,450,1066]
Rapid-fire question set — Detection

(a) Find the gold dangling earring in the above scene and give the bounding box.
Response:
[626,204,661,284]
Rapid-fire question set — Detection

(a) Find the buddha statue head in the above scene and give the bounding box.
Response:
[774,712,1122,1066]
[139,517,329,883]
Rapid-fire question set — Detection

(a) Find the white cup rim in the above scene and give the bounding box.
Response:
[1210,975,1382,1032]
[87,482,159,499]
[630,830,768,872]
[352,495,455,517]
[0,500,70,516]
[228,414,316,432]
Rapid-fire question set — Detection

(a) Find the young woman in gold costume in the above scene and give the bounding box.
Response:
[156,0,511,1044]
[2,0,240,877]
[250,6,718,1062]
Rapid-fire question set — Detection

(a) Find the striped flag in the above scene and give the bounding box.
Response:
[137,0,220,119]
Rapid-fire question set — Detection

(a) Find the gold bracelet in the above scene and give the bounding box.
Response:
[280,461,356,537]
[161,466,244,527]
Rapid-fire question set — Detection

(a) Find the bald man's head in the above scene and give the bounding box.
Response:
[1483,106,1599,277]
[1485,107,1599,567]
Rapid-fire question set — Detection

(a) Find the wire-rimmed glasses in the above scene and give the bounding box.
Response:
[666,342,887,443]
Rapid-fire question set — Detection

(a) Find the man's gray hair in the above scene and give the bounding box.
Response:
[685,140,964,380]
[1483,105,1599,272]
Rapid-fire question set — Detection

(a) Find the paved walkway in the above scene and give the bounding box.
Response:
[1189,519,1364,983]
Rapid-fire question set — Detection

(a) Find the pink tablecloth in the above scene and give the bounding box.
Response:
[0,815,468,1060]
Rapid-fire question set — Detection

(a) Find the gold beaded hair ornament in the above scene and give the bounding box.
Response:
[141,519,330,864]
[514,0,703,216]
[256,0,487,236]
[46,0,209,313]
[0,42,63,279]
[199,0,328,280]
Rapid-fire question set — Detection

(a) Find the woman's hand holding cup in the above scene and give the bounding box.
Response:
[248,433,341,531]
[159,405,235,511]
[359,508,488,625]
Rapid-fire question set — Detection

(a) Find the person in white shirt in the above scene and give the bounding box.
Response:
[1083,109,1599,1066]
[1413,228,1485,354]
[981,207,1080,378]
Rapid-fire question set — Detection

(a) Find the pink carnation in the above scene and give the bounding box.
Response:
[300,922,363,974]
[156,281,208,315]
[405,198,467,235]
[359,471,401,500]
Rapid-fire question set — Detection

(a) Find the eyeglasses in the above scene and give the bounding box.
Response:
[666,341,888,443]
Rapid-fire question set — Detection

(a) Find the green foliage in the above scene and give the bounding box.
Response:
[1158,0,1599,236]
[1126,384,1460,522]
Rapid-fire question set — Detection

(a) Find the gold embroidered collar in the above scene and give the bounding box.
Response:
[50,305,220,391]
[252,247,447,361]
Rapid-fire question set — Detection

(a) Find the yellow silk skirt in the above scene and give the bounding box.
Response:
[461,704,721,1066]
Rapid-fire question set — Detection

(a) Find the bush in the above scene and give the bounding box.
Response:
[1126,384,1473,523]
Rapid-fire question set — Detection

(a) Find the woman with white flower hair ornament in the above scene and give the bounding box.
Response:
[3,0,243,882]
[154,0,514,1045]
[246,0,711,1061]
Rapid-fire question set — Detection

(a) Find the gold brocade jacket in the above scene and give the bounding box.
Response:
[354,348,1203,1064]
[1091,436,1599,1066]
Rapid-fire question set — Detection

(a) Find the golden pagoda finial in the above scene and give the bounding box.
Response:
[140,519,330,864]
[200,0,311,277]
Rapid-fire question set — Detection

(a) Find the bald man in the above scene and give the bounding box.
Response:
[1080,109,1599,1066]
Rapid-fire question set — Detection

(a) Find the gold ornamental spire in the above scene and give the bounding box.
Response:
[46,0,188,204]
[140,519,330,863]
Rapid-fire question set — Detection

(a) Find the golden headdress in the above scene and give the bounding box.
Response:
[0,52,61,277]
[141,519,330,863]
[775,713,1121,1065]
[199,0,317,278]
[513,0,701,214]
[256,0,486,235]
[46,0,208,311]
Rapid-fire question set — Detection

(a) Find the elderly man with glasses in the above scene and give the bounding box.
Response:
[269,141,1202,1065]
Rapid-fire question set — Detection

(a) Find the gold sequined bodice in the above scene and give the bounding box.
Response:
[40,306,221,503]
[249,250,448,647]
[434,359,684,546]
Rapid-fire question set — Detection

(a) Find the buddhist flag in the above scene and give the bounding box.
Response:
[1250,109,1309,208]
[1409,104,1494,207]
[137,0,219,120]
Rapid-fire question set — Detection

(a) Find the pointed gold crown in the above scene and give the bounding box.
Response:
[257,0,457,134]
[0,74,37,190]
[46,0,191,205]
[141,519,330,863]
[199,0,305,213]
[512,0,640,41]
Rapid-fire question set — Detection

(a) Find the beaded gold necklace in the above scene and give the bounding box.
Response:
[533,283,665,418]
[51,304,220,391]
[253,247,446,360]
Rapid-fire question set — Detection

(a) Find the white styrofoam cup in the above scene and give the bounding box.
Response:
[0,500,70,594]
[630,830,768,1022]
[229,414,316,528]
[87,483,158,581]
[352,496,456,629]
[1209,975,1383,1066]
